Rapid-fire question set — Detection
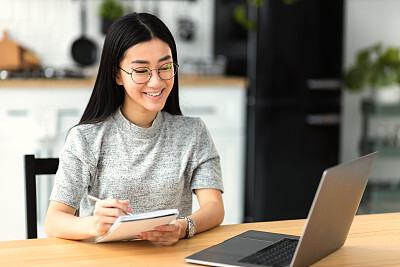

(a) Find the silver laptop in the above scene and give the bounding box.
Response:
[186,152,378,267]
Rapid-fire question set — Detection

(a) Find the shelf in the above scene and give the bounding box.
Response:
[359,183,400,214]
[362,99,400,116]
[360,140,400,157]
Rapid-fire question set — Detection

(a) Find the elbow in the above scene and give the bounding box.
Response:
[216,205,225,226]
[44,215,56,238]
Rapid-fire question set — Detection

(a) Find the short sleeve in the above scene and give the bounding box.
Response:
[190,119,224,193]
[49,127,96,209]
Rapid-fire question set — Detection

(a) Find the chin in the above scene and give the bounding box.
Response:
[146,104,166,113]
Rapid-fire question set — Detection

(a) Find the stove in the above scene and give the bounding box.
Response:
[0,67,86,80]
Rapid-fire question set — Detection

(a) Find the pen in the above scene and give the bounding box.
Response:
[87,195,134,216]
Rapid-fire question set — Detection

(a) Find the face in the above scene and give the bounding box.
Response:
[116,38,175,118]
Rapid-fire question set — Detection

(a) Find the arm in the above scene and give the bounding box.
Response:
[45,199,133,240]
[138,188,224,245]
[186,188,225,234]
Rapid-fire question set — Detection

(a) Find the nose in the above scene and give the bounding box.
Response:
[146,69,163,88]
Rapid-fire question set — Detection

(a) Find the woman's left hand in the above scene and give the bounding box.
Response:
[136,220,182,246]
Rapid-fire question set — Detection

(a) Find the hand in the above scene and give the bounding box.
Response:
[91,199,133,237]
[136,220,182,246]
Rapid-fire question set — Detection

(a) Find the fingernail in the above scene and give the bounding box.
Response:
[128,208,133,212]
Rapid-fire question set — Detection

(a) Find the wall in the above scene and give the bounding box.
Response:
[342,0,400,182]
[0,0,215,73]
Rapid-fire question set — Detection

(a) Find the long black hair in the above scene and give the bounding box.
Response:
[79,12,182,125]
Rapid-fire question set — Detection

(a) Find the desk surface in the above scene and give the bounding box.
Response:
[1,212,399,266]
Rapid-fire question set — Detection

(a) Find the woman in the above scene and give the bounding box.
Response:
[45,13,224,246]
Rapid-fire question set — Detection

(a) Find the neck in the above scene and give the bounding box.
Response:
[120,105,157,128]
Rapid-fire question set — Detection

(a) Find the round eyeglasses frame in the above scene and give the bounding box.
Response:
[118,62,179,84]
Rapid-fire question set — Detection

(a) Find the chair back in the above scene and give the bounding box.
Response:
[24,154,59,239]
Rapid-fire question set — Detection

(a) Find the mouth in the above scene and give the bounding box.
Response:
[143,89,164,97]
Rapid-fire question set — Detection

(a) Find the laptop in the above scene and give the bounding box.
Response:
[185,152,378,267]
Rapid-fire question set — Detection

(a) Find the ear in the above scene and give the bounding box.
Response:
[115,69,123,85]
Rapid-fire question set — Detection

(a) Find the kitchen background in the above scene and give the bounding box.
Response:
[0,0,215,69]
[1,0,400,241]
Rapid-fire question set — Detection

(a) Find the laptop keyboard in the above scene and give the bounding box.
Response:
[238,238,299,266]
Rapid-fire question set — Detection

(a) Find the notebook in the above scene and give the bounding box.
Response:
[185,152,378,267]
[95,208,179,243]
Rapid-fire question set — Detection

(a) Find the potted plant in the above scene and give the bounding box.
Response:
[344,43,400,103]
[99,0,124,34]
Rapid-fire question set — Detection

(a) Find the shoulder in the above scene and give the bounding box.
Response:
[66,117,115,150]
[161,111,205,134]
[68,120,110,141]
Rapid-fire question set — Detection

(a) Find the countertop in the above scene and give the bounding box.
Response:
[0,75,247,88]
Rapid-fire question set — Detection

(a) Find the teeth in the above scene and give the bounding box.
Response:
[145,90,162,96]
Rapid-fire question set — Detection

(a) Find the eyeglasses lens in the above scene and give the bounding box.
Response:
[131,62,177,84]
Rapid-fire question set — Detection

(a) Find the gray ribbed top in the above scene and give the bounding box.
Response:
[50,108,223,217]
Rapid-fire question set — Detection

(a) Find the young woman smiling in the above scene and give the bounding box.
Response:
[45,13,224,246]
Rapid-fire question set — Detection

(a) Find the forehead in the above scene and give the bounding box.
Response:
[123,38,172,63]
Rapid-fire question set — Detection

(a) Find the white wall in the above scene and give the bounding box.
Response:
[0,0,215,73]
[341,0,400,182]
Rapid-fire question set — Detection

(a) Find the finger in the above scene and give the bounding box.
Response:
[93,215,119,225]
[99,199,128,208]
[94,206,123,217]
[142,229,180,240]
[154,224,177,232]
[97,199,133,213]
[143,234,179,246]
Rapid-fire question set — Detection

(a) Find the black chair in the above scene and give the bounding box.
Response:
[24,154,59,239]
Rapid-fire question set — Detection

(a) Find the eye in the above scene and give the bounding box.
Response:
[133,67,150,74]
[160,63,172,71]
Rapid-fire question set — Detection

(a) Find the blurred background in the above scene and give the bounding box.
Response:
[1,0,400,241]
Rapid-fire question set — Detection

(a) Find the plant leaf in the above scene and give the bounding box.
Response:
[379,47,400,66]
[234,6,256,30]
[344,65,371,91]
[356,50,371,66]
[370,64,398,88]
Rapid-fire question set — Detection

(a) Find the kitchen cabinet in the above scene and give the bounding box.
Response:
[0,87,91,240]
[0,76,246,240]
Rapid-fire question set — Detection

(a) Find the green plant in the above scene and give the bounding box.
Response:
[344,43,400,92]
[99,0,124,21]
[234,0,301,30]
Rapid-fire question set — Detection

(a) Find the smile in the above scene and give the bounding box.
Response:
[144,89,164,97]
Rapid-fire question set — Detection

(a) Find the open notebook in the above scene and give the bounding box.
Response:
[95,209,179,243]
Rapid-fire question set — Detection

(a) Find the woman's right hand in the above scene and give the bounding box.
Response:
[91,199,133,236]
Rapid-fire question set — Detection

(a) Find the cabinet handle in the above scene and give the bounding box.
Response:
[305,114,340,126]
[306,79,341,90]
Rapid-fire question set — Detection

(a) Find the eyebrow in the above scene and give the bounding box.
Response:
[130,55,172,64]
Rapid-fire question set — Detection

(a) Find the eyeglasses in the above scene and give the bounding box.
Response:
[119,62,179,84]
